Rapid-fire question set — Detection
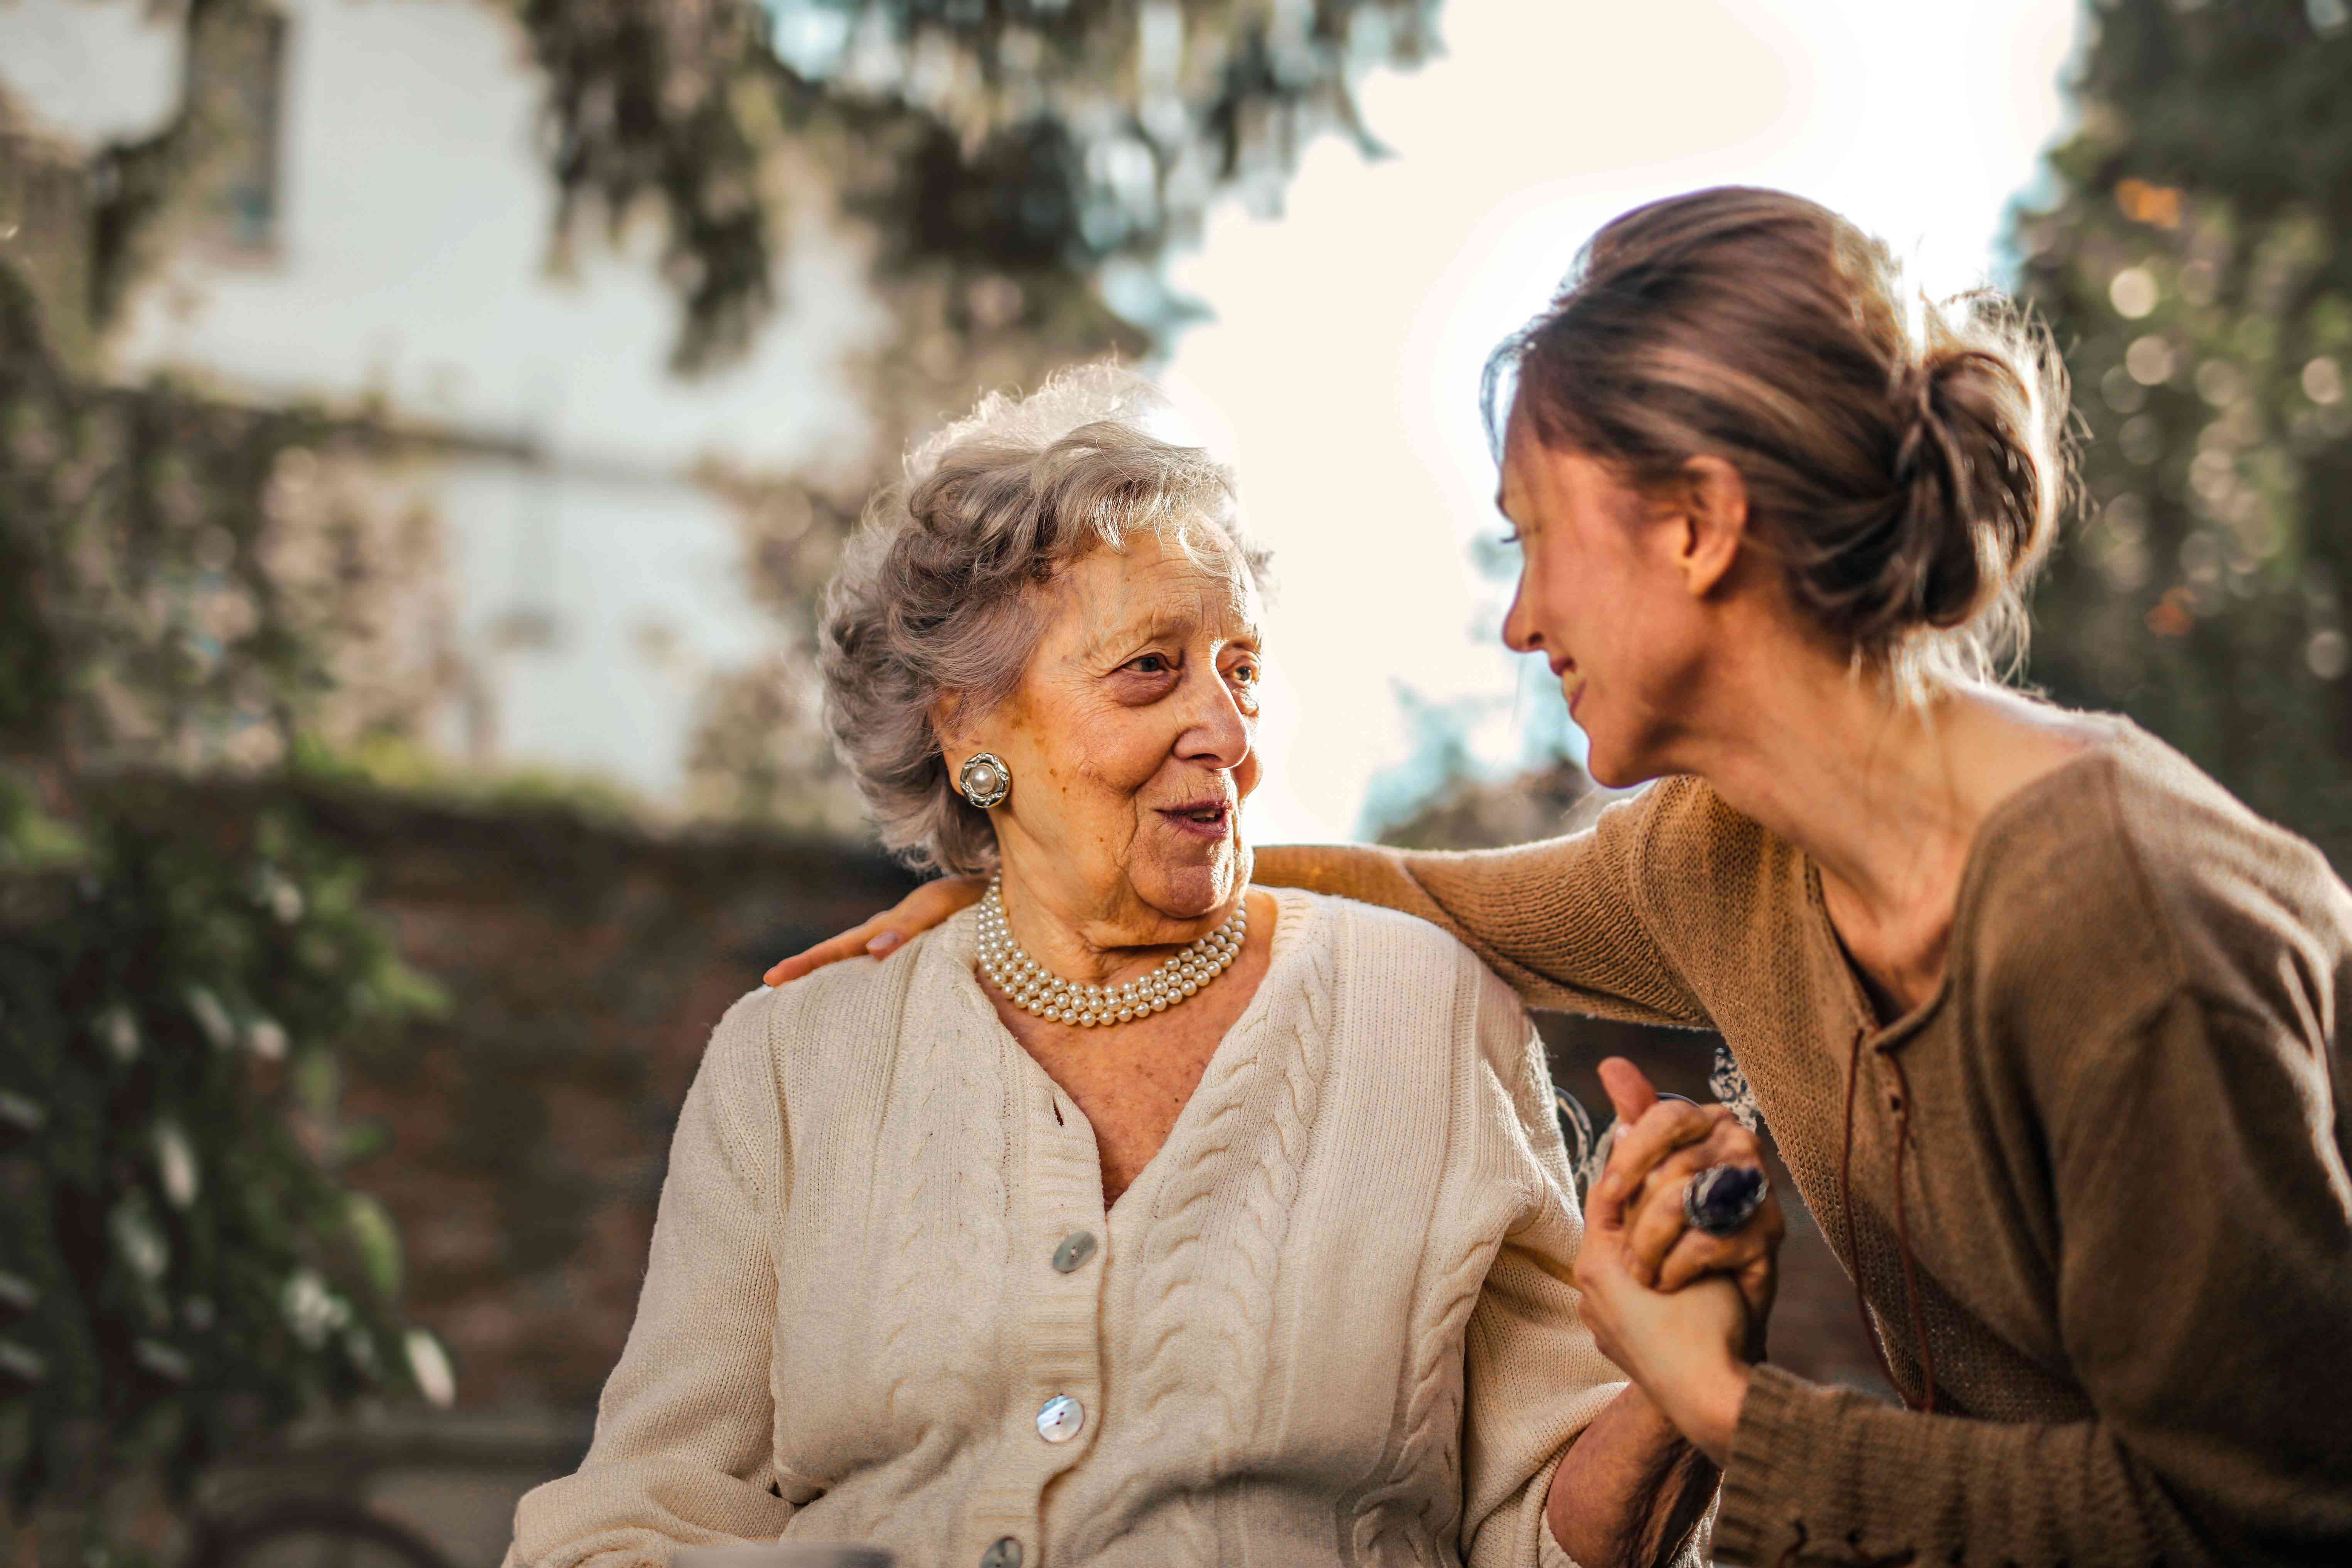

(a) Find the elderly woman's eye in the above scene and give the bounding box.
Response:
[1127,653,1174,675]
[1230,661,1260,687]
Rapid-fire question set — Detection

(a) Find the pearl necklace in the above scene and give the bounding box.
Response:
[976,877,1247,1027]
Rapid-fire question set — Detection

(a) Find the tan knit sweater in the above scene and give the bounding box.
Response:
[1259,719,2352,1566]
[506,888,1640,1568]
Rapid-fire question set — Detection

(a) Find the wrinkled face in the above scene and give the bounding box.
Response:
[1497,414,1712,788]
[951,529,1263,933]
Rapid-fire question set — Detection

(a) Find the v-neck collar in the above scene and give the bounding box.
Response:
[1798,720,2133,1051]
[932,886,1316,1219]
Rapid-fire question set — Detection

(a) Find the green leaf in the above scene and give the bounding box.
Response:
[343,1192,402,1300]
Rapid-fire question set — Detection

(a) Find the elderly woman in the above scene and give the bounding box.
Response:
[505,369,1757,1568]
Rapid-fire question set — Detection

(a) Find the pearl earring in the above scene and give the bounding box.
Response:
[957,751,1011,808]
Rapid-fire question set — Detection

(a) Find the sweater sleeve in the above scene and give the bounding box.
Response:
[506,993,793,1567]
[1254,790,1710,1027]
[1710,989,2352,1566]
[1457,960,1708,1568]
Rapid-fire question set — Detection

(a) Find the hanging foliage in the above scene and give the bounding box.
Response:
[514,0,1442,367]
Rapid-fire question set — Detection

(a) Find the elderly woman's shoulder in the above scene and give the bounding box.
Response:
[1274,886,1525,1004]
[716,940,940,1059]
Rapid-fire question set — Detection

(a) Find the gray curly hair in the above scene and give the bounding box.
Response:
[820,365,1271,875]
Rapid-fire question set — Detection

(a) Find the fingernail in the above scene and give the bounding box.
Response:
[866,931,902,955]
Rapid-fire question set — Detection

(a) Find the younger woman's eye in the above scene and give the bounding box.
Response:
[1229,662,1260,687]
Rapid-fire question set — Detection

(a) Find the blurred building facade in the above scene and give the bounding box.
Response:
[5,0,853,815]
[1,0,1084,824]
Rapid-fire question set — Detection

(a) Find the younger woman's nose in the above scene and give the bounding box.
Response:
[1503,588,1543,655]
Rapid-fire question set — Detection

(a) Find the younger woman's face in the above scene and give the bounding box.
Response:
[1497,415,1716,788]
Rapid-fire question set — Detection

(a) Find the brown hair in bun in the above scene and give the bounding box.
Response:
[1489,186,2071,688]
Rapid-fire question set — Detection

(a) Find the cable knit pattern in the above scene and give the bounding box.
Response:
[506,889,1629,1568]
[1080,924,1334,1564]
[875,994,1006,1429]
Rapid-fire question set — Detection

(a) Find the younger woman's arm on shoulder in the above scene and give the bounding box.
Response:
[505,993,792,1565]
[1255,791,1707,1027]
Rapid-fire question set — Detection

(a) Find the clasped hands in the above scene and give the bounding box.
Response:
[1574,1056,1784,1467]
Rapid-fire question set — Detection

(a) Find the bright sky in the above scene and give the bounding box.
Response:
[1160,0,2082,844]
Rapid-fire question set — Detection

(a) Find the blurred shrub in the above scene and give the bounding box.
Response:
[0,780,438,1524]
[2017,0,2352,864]
[0,251,441,1533]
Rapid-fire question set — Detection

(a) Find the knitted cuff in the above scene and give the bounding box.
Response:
[1710,1362,1819,1565]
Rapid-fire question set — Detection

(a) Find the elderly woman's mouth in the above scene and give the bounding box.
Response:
[1159,803,1234,838]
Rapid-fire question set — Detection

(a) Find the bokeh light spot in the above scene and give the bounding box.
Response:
[2307,628,2349,680]
[2305,357,2345,406]
[2108,266,2159,318]
[2126,335,2175,386]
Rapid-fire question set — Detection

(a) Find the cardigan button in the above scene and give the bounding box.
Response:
[979,1538,1023,1568]
[1036,1393,1085,1443]
[1051,1231,1098,1273]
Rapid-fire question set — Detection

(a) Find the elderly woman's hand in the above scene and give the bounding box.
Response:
[1590,1057,1783,1336]
[763,875,987,987]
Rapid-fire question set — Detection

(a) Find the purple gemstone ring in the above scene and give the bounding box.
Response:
[1684,1163,1768,1237]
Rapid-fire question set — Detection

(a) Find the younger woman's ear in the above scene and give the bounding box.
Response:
[1673,455,1750,598]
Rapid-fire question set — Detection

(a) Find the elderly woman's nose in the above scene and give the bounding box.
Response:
[1174,670,1252,764]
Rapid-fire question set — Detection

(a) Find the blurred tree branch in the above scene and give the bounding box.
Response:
[2014,0,2352,867]
[512,0,1441,369]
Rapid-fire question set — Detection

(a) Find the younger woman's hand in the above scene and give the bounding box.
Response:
[1573,1197,1752,1466]
[1590,1056,1784,1341]
[763,875,987,987]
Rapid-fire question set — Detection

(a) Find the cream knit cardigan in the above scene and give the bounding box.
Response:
[505,888,1629,1568]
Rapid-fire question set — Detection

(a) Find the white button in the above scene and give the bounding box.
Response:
[1036,1393,1085,1443]
[1051,1230,1098,1273]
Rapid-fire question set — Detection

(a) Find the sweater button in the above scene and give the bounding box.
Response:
[979,1538,1023,1568]
[1036,1394,1085,1443]
[1051,1231,1098,1272]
